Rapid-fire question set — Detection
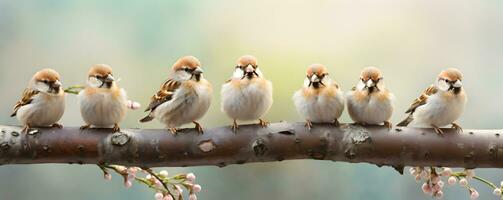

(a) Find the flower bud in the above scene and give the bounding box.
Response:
[160,170,169,177]
[441,168,452,177]
[493,188,502,196]
[186,173,196,182]
[155,192,164,200]
[447,176,457,185]
[193,184,202,193]
[104,173,112,181]
[459,178,468,186]
[124,180,133,188]
[422,183,432,194]
[470,190,479,200]
[435,191,443,199]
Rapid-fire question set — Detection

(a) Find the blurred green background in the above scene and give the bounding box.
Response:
[1,0,503,199]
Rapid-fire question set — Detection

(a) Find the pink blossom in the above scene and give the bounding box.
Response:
[155,192,164,200]
[437,181,444,188]
[441,168,452,177]
[447,176,457,185]
[160,170,169,177]
[104,173,112,181]
[434,191,443,199]
[420,170,430,179]
[124,180,133,188]
[494,188,502,196]
[189,194,197,200]
[186,173,196,182]
[193,184,202,193]
[470,189,479,200]
[459,178,468,186]
[422,183,432,194]
[163,195,173,200]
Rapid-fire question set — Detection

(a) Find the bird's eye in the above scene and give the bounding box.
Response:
[445,79,449,83]
[42,80,48,84]
[184,68,190,72]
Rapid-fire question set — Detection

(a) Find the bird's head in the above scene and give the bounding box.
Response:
[357,66,384,93]
[233,55,261,80]
[436,68,463,94]
[31,68,62,95]
[172,56,204,82]
[305,64,329,89]
[87,64,115,89]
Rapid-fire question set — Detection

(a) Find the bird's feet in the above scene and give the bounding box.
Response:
[334,119,340,127]
[305,120,313,130]
[231,120,239,133]
[193,121,204,134]
[431,124,444,135]
[168,128,178,135]
[80,124,91,130]
[258,119,269,127]
[383,121,393,130]
[112,123,121,133]
[21,125,31,134]
[51,123,63,129]
[451,122,463,133]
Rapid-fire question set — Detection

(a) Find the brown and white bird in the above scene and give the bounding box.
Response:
[397,68,467,134]
[11,69,65,133]
[221,55,273,132]
[140,56,212,134]
[78,64,127,132]
[346,67,394,128]
[293,64,345,129]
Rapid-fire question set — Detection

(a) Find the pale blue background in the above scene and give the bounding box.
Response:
[1,0,503,199]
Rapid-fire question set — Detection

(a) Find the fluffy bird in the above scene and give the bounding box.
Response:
[78,64,127,132]
[221,55,273,132]
[346,67,394,129]
[397,68,467,134]
[11,69,65,133]
[293,64,345,129]
[140,56,212,134]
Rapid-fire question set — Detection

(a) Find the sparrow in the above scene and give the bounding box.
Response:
[140,56,212,134]
[397,68,467,134]
[292,64,345,129]
[221,55,273,132]
[11,69,65,133]
[78,64,128,133]
[346,67,394,129]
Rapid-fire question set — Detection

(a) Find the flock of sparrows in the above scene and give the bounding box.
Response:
[10,55,467,135]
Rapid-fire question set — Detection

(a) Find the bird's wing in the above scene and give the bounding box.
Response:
[11,88,39,117]
[144,79,181,112]
[404,85,437,114]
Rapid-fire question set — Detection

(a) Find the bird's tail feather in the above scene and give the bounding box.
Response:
[397,115,413,127]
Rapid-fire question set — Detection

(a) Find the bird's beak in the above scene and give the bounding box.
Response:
[52,80,62,89]
[245,65,254,73]
[193,66,203,75]
[310,74,320,83]
[366,79,374,87]
[105,74,115,83]
[453,80,462,88]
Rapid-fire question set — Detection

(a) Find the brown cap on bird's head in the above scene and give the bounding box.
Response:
[172,56,201,71]
[237,55,257,67]
[88,64,113,77]
[306,64,328,77]
[360,66,383,82]
[439,68,463,81]
[33,68,60,82]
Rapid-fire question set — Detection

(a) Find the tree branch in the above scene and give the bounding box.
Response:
[0,123,502,171]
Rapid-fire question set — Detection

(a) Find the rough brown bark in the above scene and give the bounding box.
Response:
[0,123,502,172]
